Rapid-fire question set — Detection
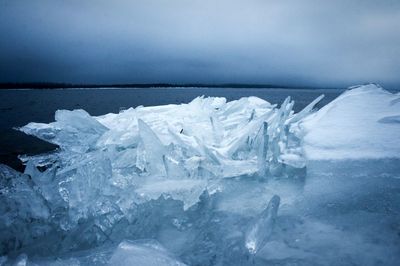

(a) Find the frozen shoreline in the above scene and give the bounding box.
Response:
[1,84,400,265]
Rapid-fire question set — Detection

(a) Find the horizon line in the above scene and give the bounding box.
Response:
[0,82,340,90]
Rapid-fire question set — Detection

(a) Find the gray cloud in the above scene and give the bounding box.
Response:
[0,0,399,87]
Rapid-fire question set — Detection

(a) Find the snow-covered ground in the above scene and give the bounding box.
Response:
[302,84,400,160]
[1,84,399,265]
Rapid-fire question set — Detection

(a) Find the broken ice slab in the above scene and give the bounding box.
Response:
[256,121,269,178]
[137,119,167,176]
[21,109,108,153]
[0,164,51,255]
[286,94,324,124]
[245,195,280,254]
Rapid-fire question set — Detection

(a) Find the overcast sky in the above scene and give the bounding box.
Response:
[0,0,399,87]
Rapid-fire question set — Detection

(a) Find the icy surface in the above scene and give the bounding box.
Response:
[302,84,400,159]
[1,240,186,266]
[109,240,186,266]
[1,84,400,265]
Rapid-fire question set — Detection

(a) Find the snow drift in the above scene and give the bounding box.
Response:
[302,84,400,160]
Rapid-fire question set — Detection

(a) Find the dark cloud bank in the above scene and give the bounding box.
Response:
[0,0,399,88]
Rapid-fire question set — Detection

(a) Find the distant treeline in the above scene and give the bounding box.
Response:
[0,82,325,90]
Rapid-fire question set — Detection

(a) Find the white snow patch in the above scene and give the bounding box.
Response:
[301,84,400,160]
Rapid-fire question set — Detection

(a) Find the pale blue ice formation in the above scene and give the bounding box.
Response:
[1,84,400,265]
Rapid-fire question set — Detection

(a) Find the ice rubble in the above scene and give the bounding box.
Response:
[301,84,400,160]
[19,94,318,209]
[1,93,323,263]
[1,84,399,265]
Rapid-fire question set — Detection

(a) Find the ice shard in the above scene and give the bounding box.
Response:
[21,109,108,153]
[245,195,280,254]
[137,119,167,176]
[256,121,269,178]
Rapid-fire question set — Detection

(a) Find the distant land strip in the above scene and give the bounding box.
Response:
[0,82,335,90]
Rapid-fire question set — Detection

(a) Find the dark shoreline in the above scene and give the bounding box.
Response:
[0,82,337,90]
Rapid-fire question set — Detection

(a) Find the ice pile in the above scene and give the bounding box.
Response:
[1,93,323,263]
[2,84,399,265]
[20,95,320,180]
[18,94,321,209]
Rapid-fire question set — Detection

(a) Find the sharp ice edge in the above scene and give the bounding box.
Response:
[245,195,280,254]
[1,92,327,264]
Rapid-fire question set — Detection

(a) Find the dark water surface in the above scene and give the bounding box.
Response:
[0,87,343,170]
[0,87,344,128]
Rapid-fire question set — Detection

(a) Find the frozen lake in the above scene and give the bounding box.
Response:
[1,86,400,265]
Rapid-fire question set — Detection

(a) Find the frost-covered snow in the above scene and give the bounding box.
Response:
[302,84,400,160]
[1,84,400,265]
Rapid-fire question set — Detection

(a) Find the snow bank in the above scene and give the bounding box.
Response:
[301,84,400,160]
